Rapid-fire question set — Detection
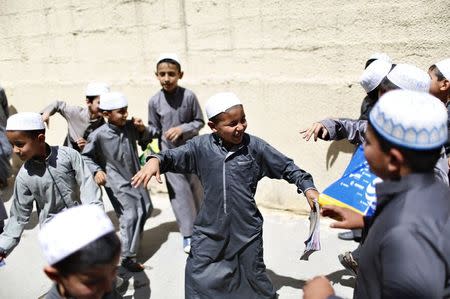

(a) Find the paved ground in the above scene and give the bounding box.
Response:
[0,184,357,299]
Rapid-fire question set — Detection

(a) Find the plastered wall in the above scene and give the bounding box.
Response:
[1,0,449,212]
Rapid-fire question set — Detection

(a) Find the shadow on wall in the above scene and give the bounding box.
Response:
[326,140,356,170]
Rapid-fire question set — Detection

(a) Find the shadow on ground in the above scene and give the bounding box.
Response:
[267,269,306,290]
[326,269,356,288]
[138,220,178,263]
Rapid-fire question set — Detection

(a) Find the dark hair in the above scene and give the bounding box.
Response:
[208,104,243,123]
[157,58,181,72]
[369,123,441,173]
[23,129,46,139]
[378,76,400,96]
[364,58,377,69]
[429,64,446,81]
[53,232,121,276]
[86,95,99,103]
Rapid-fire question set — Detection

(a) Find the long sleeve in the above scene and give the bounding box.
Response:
[0,86,8,128]
[40,100,72,118]
[155,140,197,174]
[148,99,162,139]
[321,118,367,145]
[179,93,205,140]
[136,125,152,151]
[258,139,316,194]
[70,149,103,208]
[81,135,104,175]
[379,226,445,299]
[0,176,34,255]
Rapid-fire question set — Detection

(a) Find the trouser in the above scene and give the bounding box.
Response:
[105,187,152,258]
[165,172,203,237]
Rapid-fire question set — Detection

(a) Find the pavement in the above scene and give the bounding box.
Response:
[0,183,357,299]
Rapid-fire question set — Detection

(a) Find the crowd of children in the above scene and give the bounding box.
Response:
[0,52,449,299]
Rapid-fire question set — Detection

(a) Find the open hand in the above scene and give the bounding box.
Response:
[303,276,335,299]
[300,123,329,142]
[321,205,364,229]
[131,158,162,188]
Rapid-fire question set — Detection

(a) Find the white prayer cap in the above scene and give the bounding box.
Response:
[205,92,242,119]
[99,91,128,111]
[157,53,181,65]
[386,64,431,93]
[436,58,450,80]
[368,52,392,63]
[39,205,114,265]
[85,82,110,97]
[6,112,45,131]
[360,60,392,92]
[369,90,447,150]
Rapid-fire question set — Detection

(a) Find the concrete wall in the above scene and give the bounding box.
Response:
[1,0,449,213]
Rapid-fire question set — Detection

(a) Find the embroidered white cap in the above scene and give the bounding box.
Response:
[39,205,114,265]
[387,64,431,93]
[205,92,242,119]
[436,58,450,80]
[368,53,392,63]
[6,112,45,131]
[157,53,181,65]
[99,91,128,111]
[85,82,110,97]
[360,59,392,92]
[369,89,447,150]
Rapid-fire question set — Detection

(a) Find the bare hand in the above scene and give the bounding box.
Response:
[132,117,146,133]
[164,127,183,142]
[131,158,162,188]
[76,138,87,151]
[300,122,329,142]
[94,171,107,186]
[41,112,50,127]
[303,276,335,299]
[321,205,364,229]
[305,189,319,210]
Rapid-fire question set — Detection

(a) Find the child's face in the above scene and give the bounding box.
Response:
[49,255,119,299]
[104,107,128,127]
[87,97,102,117]
[155,62,183,93]
[6,130,45,161]
[208,105,247,147]
[363,125,390,179]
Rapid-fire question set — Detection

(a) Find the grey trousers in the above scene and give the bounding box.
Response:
[165,172,203,237]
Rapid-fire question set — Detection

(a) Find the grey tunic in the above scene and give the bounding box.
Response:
[82,121,153,257]
[148,87,204,236]
[41,101,105,152]
[0,86,11,184]
[321,118,450,185]
[0,85,8,128]
[0,145,103,254]
[354,174,450,298]
[154,133,316,299]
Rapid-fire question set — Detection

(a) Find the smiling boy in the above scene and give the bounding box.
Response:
[133,92,319,298]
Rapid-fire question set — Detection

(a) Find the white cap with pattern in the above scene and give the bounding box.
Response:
[205,92,242,119]
[99,91,128,111]
[85,82,110,97]
[369,90,447,150]
[6,112,45,131]
[436,58,450,80]
[386,64,431,93]
[360,59,392,92]
[39,205,114,265]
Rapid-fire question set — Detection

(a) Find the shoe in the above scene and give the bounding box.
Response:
[338,230,355,241]
[121,258,144,272]
[183,237,191,254]
[338,251,358,276]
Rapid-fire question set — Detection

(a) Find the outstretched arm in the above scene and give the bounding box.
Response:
[131,157,162,188]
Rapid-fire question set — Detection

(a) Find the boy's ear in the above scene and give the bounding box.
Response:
[37,133,46,143]
[208,121,218,133]
[43,266,62,283]
[154,71,158,78]
[387,148,404,176]
[179,71,184,80]
[441,79,450,92]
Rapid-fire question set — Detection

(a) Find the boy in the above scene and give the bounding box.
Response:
[133,92,319,298]
[0,84,11,187]
[0,112,103,261]
[303,90,450,298]
[82,91,152,272]
[41,82,109,152]
[39,205,122,299]
[148,53,204,253]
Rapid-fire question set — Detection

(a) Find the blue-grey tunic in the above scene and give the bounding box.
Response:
[153,133,316,298]
[0,145,103,254]
[148,87,204,236]
[82,121,153,257]
[41,101,105,152]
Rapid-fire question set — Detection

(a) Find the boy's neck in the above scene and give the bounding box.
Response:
[32,143,50,161]
[163,86,179,95]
